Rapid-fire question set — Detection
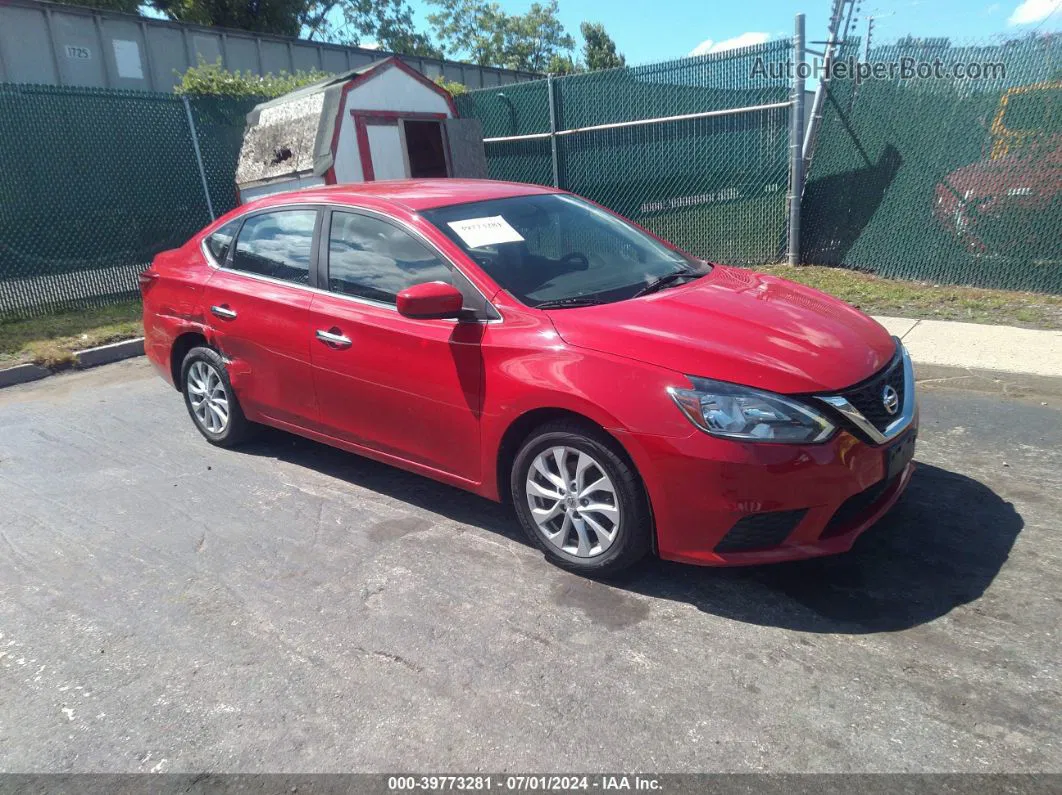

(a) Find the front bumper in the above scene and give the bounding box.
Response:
[625,410,918,567]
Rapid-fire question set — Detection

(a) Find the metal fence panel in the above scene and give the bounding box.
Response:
[561,108,790,265]
[0,85,254,318]
[455,40,794,266]
[802,35,1061,294]
[455,79,553,139]
[0,0,538,93]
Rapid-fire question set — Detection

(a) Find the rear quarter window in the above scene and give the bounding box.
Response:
[206,219,241,264]
[230,209,317,285]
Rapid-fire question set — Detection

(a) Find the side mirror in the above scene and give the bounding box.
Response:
[397,281,465,320]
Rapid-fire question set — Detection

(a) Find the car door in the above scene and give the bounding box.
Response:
[308,208,486,483]
[201,207,322,429]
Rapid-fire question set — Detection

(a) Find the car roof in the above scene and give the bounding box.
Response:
[263,179,561,213]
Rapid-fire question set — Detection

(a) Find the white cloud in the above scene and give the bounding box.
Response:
[688,32,770,57]
[1008,0,1061,25]
[985,2,1001,13]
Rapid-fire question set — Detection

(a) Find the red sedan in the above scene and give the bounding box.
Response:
[141,179,917,575]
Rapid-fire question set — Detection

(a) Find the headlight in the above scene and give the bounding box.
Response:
[667,377,835,443]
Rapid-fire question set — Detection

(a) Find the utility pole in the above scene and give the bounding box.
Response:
[787,14,806,266]
[801,0,858,181]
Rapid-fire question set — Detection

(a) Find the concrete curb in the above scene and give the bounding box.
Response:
[874,315,1062,379]
[0,337,145,388]
[0,363,52,388]
[73,337,145,368]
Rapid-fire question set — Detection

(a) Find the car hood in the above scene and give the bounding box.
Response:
[546,266,896,394]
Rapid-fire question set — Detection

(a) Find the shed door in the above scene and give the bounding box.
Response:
[353,111,451,182]
[364,122,407,181]
[444,118,488,179]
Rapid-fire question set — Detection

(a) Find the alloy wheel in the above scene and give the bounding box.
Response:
[186,360,230,434]
[525,445,621,558]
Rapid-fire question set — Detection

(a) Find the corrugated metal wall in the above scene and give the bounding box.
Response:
[0,0,538,93]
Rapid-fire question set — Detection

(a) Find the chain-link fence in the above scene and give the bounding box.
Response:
[803,34,1061,293]
[455,40,795,266]
[3,31,1058,325]
[0,84,257,319]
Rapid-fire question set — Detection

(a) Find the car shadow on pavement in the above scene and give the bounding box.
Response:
[241,432,1022,634]
[240,428,529,547]
[622,463,1024,633]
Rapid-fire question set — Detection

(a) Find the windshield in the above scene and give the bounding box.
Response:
[421,194,710,308]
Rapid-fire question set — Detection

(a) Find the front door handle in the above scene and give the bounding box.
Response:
[316,329,352,349]
[210,304,237,320]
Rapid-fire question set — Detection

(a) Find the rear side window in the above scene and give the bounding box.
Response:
[230,210,317,285]
[206,219,240,264]
[327,211,451,304]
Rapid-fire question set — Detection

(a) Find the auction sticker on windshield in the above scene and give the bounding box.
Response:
[447,216,524,249]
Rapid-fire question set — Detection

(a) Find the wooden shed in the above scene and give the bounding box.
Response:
[235,57,486,202]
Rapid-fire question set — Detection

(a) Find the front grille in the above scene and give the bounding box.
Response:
[715,509,807,553]
[820,475,898,539]
[838,350,906,434]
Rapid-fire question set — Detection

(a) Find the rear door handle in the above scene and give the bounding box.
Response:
[316,329,352,349]
[210,305,237,320]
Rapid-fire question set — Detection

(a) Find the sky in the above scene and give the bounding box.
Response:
[401,0,1062,66]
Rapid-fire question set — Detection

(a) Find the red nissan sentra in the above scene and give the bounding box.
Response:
[142,179,917,575]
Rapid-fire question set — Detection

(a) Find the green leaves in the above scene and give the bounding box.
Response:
[151,0,307,37]
[427,0,574,72]
[341,0,445,57]
[581,22,625,72]
[174,57,332,99]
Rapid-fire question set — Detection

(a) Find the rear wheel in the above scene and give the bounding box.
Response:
[511,421,651,576]
[180,346,253,447]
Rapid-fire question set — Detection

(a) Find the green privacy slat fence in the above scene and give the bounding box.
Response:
[802,35,1061,293]
[455,40,794,266]
[5,35,1057,324]
[0,84,259,319]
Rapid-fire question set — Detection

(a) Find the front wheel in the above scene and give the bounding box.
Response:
[511,421,651,576]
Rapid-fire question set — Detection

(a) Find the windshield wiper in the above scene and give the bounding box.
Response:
[632,269,703,298]
[534,296,606,310]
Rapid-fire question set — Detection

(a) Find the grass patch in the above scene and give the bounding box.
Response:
[0,301,143,370]
[754,265,1062,331]
[0,267,1057,373]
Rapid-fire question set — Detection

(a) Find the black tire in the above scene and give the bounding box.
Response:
[510,420,651,576]
[180,346,254,448]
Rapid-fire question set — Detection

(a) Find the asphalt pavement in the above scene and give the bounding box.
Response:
[0,360,1059,773]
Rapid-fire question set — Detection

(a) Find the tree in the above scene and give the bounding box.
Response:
[427,0,575,72]
[151,0,307,36]
[580,21,624,71]
[151,0,442,57]
[546,53,580,74]
[341,0,444,57]
[504,1,575,72]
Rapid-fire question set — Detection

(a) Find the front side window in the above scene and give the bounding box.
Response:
[422,194,709,308]
[328,211,451,304]
[230,209,317,285]
[206,219,240,264]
